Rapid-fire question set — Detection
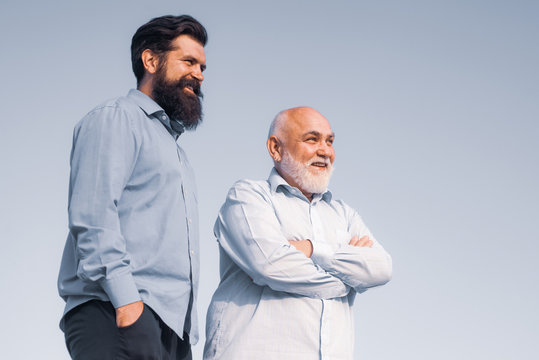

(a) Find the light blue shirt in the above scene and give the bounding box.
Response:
[204,169,392,359]
[58,89,199,343]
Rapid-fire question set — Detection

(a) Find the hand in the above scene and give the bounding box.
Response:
[288,240,313,258]
[115,300,144,327]
[349,235,373,248]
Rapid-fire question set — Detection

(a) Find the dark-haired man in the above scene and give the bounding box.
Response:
[58,15,207,359]
[204,107,392,360]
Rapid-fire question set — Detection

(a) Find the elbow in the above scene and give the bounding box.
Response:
[378,255,393,285]
[365,253,392,288]
[376,253,393,285]
[351,253,393,292]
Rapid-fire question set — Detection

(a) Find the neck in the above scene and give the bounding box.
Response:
[137,78,154,99]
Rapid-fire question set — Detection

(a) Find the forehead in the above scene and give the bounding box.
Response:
[168,35,206,60]
[288,110,333,137]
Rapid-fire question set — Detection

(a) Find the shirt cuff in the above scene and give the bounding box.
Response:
[100,272,141,308]
[310,241,335,269]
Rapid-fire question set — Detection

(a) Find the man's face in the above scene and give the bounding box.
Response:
[152,34,207,129]
[279,109,335,195]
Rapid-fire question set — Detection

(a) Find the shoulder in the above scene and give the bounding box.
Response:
[326,197,358,219]
[75,94,143,130]
[86,94,137,117]
[331,198,352,210]
[226,178,272,202]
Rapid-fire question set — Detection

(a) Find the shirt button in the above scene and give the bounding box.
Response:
[161,115,167,120]
[191,250,195,255]
[188,218,192,223]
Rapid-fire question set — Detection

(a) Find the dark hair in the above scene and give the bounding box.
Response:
[131,15,208,86]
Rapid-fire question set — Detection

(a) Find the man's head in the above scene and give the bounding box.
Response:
[267,107,335,200]
[131,15,207,129]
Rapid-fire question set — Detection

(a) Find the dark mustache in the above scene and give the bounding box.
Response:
[178,78,203,98]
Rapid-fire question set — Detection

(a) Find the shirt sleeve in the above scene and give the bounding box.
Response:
[214,180,350,300]
[68,105,141,308]
[310,202,392,293]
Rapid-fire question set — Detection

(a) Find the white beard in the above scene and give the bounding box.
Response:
[280,151,333,195]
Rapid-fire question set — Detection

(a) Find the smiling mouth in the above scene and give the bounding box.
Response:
[310,161,328,169]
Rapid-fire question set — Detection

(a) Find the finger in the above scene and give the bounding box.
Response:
[357,235,371,247]
[357,235,369,245]
[349,235,359,246]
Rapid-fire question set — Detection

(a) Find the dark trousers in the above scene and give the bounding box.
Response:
[63,300,192,360]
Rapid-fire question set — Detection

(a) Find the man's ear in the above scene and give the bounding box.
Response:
[267,136,282,162]
[141,49,160,75]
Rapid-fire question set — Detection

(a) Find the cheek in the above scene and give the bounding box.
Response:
[166,65,188,80]
[302,147,318,160]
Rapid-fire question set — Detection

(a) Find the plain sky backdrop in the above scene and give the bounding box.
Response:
[1,1,538,359]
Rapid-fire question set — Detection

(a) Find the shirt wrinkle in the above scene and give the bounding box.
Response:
[204,169,392,359]
[58,88,199,343]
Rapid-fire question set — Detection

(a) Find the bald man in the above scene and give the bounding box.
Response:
[203,107,392,360]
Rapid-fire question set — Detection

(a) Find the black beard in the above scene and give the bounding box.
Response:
[152,69,204,130]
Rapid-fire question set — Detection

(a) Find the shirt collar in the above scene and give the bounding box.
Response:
[127,89,184,137]
[268,167,333,202]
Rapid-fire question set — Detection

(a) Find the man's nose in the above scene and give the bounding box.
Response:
[192,66,204,82]
[316,142,332,157]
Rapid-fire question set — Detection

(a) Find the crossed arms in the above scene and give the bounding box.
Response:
[215,180,392,299]
[288,234,372,258]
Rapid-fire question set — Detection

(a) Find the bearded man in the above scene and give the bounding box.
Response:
[58,15,207,360]
[203,107,392,360]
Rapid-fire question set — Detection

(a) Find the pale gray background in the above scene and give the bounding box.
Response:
[1,0,537,359]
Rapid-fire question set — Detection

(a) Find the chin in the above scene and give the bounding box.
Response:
[308,168,330,178]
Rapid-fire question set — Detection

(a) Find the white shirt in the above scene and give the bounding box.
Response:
[203,169,392,359]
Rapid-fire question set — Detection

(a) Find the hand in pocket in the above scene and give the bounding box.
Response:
[115,300,144,328]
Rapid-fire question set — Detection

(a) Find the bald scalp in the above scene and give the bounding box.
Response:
[268,107,322,140]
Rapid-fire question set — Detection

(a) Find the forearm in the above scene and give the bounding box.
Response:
[70,214,141,308]
[219,233,349,299]
[311,242,392,291]
[307,203,393,291]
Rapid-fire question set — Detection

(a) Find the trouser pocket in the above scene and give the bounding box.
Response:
[116,305,162,360]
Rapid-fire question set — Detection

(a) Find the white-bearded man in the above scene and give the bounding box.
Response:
[203,107,392,360]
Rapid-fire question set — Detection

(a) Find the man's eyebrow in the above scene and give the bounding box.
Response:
[302,131,335,138]
[181,55,198,62]
[182,55,206,71]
